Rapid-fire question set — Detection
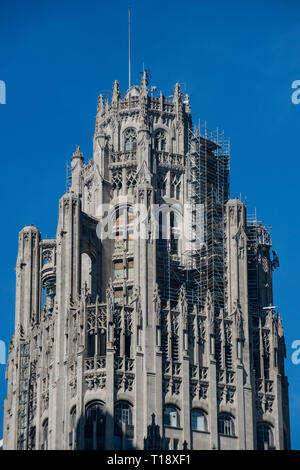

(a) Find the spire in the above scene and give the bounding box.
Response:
[140,71,148,96]
[128,7,131,88]
[112,80,121,103]
[97,94,104,113]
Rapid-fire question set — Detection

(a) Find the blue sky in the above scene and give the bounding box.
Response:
[0,0,299,448]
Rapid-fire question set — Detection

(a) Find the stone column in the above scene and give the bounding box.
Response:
[105,346,115,449]
[225,199,254,449]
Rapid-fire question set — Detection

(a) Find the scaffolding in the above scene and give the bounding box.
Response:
[184,123,230,313]
[246,213,272,317]
[155,122,230,311]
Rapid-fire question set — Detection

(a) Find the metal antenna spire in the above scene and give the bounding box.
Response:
[128,7,131,88]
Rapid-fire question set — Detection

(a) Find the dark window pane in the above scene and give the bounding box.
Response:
[87,334,95,357]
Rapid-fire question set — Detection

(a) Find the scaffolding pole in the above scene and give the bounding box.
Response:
[184,123,230,313]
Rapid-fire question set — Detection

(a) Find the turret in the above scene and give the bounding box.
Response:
[15,225,41,336]
[71,145,84,194]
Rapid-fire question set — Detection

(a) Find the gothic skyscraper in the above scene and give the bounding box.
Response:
[3,75,290,450]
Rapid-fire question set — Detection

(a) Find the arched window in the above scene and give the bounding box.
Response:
[218,414,234,436]
[41,419,48,450]
[164,406,180,428]
[114,402,134,450]
[170,173,181,200]
[87,331,95,357]
[98,329,107,356]
[42,277,56,312]
[69,407,77,449]
[257,423,274,450]
[84,402,105,450]
[191,409,206,432]
[87,327,106,358]
[124,128,137,152]
[155,130,166,151]
[157,171,167,197]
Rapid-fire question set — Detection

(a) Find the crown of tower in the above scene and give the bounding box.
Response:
[94,76,191,138]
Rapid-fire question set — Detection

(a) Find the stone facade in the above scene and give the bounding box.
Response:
[3,74,290,450]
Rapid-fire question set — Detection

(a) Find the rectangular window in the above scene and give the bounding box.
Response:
[114,261,124,280]
[114,235,124,252]
[114,289,123,304]
[127,259,134,279]
[127,239,134,252]
[87,334,96,357]
[116,213,124,227]
[98,330,106,356]
[127,287,133,303]
[192,413,205,431]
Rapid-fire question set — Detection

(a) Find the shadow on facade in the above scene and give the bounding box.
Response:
[73,408,166,450]
[144,414,164,450]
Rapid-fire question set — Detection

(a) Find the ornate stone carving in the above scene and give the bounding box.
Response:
[131,285,142,327]
[153,283,161,326]
[137,160,152,185]
[106,278,114,323]
[231,299,244,339]
[177,284,188,328]
[205,290,214,328]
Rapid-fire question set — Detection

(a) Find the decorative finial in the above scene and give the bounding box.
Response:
[112,80,121,102]
[72,145,83,160]
[141,71,148,95]
[97,94,104,113]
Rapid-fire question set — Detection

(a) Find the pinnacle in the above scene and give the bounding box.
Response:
[112,80,121,100]
[97,94,104,112]
[173,82,182,103]
[72,145,83,159]
[140,71,148,93]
